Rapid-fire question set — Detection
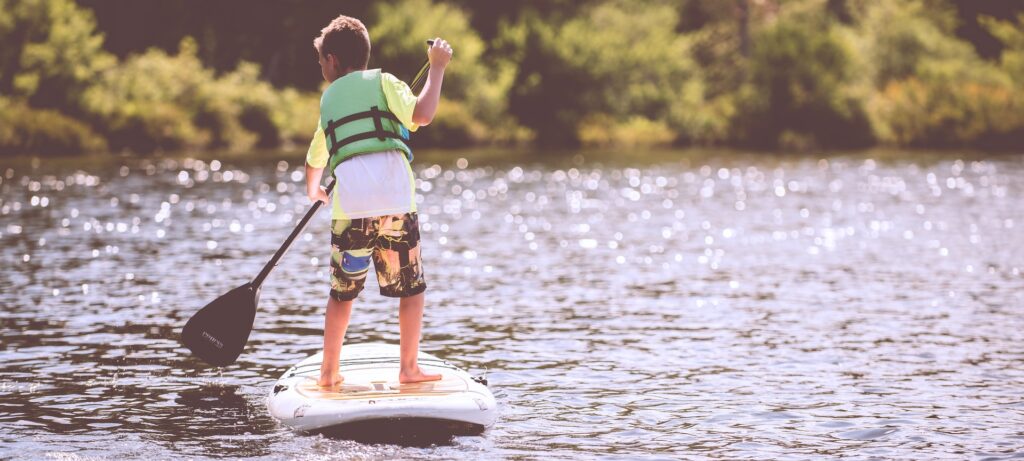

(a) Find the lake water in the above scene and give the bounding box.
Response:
[1,148,1022,460]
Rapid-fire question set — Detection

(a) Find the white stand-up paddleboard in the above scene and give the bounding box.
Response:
[267,343,496,437]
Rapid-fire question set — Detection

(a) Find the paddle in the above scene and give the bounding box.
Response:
[181,41,436,366]
[410,49,431,91]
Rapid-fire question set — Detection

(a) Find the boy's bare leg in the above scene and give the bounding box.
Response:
[319,296,353,387]
[398,292,442,383]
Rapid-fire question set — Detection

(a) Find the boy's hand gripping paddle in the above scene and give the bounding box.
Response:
[181,42,435,366]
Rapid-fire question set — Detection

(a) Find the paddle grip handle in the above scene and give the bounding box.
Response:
[251,178,336,290]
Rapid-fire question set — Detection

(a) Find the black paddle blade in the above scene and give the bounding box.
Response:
[180,283,260,367]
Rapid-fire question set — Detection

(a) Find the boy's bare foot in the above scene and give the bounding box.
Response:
[318,374,344,388]
[399,366,442,384]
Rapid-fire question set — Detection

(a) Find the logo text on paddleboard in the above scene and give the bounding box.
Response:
[202,331,224,349]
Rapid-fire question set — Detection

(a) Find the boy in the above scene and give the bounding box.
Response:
[304,15,452,387]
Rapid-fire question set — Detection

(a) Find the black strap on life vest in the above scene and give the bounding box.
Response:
[325,106,404,155]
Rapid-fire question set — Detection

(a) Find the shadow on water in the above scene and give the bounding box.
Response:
[153,384,279,458]
[312,418,484,447]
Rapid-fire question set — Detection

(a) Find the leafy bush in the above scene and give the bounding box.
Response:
[0,0,115,112]
[577,114,676,148]
[852,0,970,88]
[504,0,709,147]
[0,98,107,155]
[81,38,213,151]
[854,2,1024,148]
[980,14,1024,85]
[82,38,318,152]
[4,0,1023,154]
[734,11,874,150]
[370,0,523,145]
[869,77,1022,148]
[207,62,318,148]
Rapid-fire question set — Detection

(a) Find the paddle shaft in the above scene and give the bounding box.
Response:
[410,40,434,93]
[250,46,435,290]
[251,178,335,290]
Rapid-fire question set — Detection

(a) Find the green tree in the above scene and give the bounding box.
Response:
[853,1,1023,148]
[733,3,873,150]
[369,0,522,145]
[0,0,111,154]
[505,0,708,147]
[82,38,215,151]
[980,13,1024,84]
[0,98,107,155]
[852,0,973,89]
[977,13,1024,148]
[82,38,317,152]
[0,0,114,111]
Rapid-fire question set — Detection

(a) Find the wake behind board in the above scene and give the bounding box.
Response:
[267,343,496,436]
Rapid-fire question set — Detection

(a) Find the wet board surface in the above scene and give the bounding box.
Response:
[293,371,469,401]
[268,343,498,432]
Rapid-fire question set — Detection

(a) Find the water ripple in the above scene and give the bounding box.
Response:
[1,150,1022,459]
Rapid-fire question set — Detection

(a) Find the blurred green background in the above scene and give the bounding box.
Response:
[1,0,1022,156]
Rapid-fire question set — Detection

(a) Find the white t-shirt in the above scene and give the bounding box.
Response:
[329,149,416,219]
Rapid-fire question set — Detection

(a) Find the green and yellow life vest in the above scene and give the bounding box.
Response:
[320,69,412,174]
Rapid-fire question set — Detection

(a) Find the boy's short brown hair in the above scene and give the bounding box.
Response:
[314,15,371,71]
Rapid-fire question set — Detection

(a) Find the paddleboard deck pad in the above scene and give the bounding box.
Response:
[267,343,496,435]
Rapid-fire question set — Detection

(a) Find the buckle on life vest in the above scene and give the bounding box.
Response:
[325,105,403,155]
[369,106,386,141]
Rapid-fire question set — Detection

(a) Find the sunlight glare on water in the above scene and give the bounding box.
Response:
[0,149,1022,459]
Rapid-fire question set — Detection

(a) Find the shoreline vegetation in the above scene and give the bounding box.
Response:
[1,0,1023,157]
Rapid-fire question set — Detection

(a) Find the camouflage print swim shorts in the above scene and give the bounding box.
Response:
[329,212,426,301]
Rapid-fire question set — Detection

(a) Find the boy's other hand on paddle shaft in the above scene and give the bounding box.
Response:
[305,163,328,205]
[309,185,330,205]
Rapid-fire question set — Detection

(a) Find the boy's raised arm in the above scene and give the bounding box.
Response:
[412,38,453,126]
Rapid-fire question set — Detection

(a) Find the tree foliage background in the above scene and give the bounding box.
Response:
[1,0,1022,155]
